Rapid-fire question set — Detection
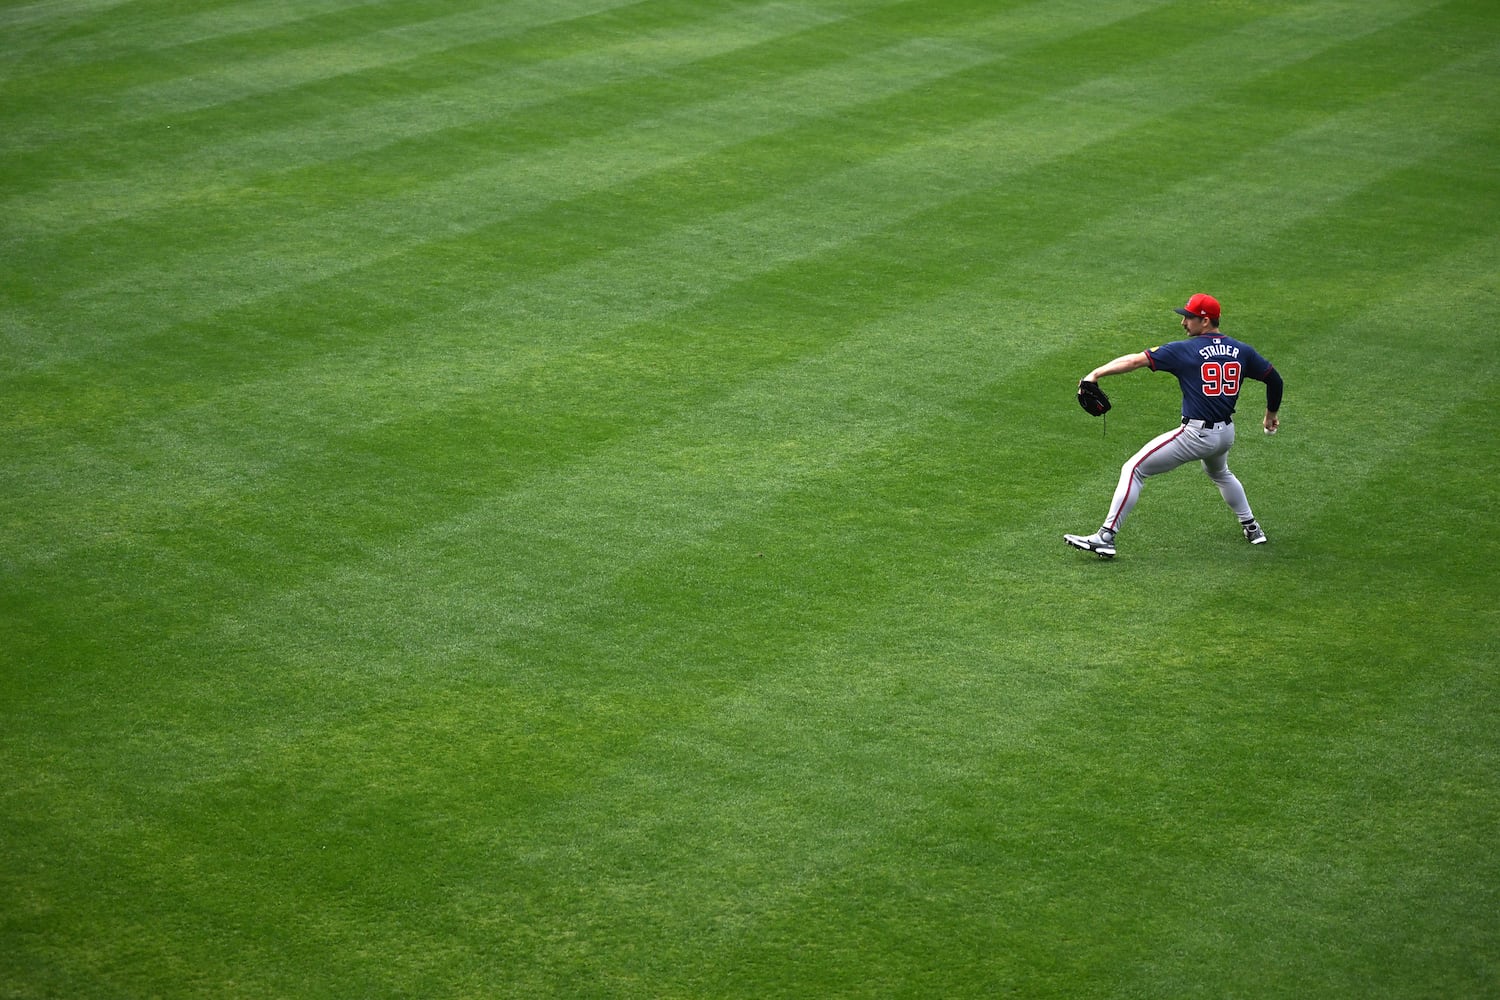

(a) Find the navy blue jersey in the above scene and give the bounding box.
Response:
[1146,332,1276,424]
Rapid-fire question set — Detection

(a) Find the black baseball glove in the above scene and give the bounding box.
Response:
[1077,380,1111,417]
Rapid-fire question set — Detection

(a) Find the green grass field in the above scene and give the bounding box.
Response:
[4,0,1498,996]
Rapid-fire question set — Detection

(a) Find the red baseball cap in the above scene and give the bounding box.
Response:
[1174,293,1220,322]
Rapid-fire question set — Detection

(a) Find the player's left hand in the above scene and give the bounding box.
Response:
[1077,380,1111,417]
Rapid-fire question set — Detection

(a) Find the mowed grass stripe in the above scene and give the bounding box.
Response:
[8,0,1464,440]
[1,0,858,219]
[1,0,1190,359]
[3,0,1166,200]
[11,105,1490,728]
[0,32,1014,507]
[0,0,654,142]
[7,0,1457,378]
[4,12,1490,659]
[436,250,1500,994]
[51,256,1498,998]
[2,32,996,374]
[5,11,1499,1000]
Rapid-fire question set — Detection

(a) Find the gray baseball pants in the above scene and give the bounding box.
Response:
[1103,419,1253,534]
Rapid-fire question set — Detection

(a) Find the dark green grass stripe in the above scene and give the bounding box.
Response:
[0,0,651,123]
[8,0,1464,410]
[19,288,1491,997]
[2,33,1488,626]
[0,0,138,63]
[2,0,1488,728]
[1,1,1175,312]
[8,32,1488,530]
[6,224,1498,996]
[8,0,1463,381]
[0,0,858,179]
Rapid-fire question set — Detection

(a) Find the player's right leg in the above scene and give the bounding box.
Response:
[1201,441,1266,543]
[1203,456,1251,521]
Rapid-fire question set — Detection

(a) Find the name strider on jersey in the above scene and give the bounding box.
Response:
[1145,333,1276,425]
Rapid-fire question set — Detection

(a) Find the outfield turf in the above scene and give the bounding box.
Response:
[3,0,1498,996]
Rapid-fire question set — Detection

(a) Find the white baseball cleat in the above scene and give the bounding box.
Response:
[1064,532,1116,559]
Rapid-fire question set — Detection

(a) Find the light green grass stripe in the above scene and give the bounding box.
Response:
[1,0,608,70]
[39,230,1495,996]
[94,0,833,120]
[399,234,1500,995]
[0,0,677,144]
[0,0,137,46]
[12,0,1439,376]
[0,0,1177,330]
[84,206,1497,701]
[12,0,1444,371]
[1,0,854,210]
[4,28,1490,597]
[1,19,966,242]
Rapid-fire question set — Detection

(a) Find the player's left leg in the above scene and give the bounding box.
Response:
[1103,425,1197,533]
[1068,425,1198,557]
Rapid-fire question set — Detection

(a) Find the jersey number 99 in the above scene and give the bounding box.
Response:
[1201,361,1241,397]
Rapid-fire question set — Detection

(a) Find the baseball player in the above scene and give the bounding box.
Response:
[1065,293,1284,559]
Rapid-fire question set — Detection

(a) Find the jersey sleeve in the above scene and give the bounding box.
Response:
[1241,344,1275,379]
[1239,345,1283,410]
[1144,341,1184,373]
